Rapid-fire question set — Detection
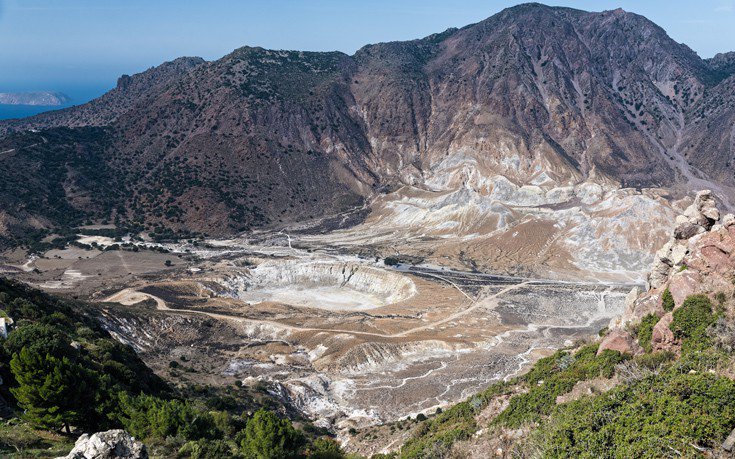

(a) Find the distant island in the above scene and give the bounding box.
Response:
[0,91,70,106]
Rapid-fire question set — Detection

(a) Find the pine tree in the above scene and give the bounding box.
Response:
[240,409,304,459]
[10,347,92,433]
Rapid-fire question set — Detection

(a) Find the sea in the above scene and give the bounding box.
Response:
[0,85,111,121]
[0,104,71,120]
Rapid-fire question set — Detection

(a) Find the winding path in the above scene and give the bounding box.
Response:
[102,280,527,340]
[0,136,47,159]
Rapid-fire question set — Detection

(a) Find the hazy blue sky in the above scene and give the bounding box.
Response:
[1,0,734,100]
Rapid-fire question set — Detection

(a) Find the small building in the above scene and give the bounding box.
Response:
[0,318,7,339]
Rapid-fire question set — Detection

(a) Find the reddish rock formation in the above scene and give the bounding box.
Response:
[651,313,677,353]
[598,329,643,356]
[603,190,735,355]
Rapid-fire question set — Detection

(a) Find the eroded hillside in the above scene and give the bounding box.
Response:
[1,4,734,279]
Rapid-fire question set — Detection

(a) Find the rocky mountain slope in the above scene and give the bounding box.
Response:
[1,4,734,276]
[0,57,204,131]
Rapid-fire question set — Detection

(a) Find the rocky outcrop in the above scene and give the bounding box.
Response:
[651,312,676,353]
[57,430,147,459]
[598,329,643,356]
[602,190,735,355]
[649,191,719,290]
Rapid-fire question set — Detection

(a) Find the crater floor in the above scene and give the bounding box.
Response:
[88,239,635,436]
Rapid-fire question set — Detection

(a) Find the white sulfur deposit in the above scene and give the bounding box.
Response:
[217,261,417,311]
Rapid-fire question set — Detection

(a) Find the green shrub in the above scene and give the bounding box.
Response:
[661,287,675,312]
[635,314,660,353]
[532,371,735,458]
[670,295,714,340]
[494,345,627,428]
[307,437,344,458]
[179,439,236,459]
[398,400,480,458]
[384,256,400,266]
[632,351,675,370]
[714,291,727,306]
[117,394,219,442]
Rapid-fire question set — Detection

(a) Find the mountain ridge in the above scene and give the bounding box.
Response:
[0,4,733,264]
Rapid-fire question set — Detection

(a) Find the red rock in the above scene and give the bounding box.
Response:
[667,271,701,306]
[699,245,731,273]
[598,330,642,356]
[651,313,677,353]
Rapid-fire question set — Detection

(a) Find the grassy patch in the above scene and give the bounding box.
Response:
[0,421,74,458]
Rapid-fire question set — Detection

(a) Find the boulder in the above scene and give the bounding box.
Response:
[692,190,719,228]
[724,427,735,451]
[648,240,689,289]
[667,271,701,306]
[57,430,147,459]
[674,222,704,240]
[598,329,642,356]
[647,259,671,290]
[699,245,732,273]
[651,313,677,353]
[669,244,688,266]
[675,190,719,239]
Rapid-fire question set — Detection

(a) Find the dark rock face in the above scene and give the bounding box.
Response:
[674,223,702,240]
[707,51,735,78]
[0,4,734,243]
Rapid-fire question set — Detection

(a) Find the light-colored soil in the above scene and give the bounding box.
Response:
[91,241,632,432]
[1,227,637,436]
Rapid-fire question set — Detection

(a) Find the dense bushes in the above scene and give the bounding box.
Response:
[635,313,659,353]
[240,409,305,459]
[670,294,715,339]
[116,396,311,458]
[532,369,735,457]
[118,394,222,442]
[494,344,627,428]
[398,382,512,458]
[662,287,675,312]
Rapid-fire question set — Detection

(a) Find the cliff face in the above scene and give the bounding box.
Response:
[0,4,734,258]
[603,190,735,354]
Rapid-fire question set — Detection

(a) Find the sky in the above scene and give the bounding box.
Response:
[1,0,734,101]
